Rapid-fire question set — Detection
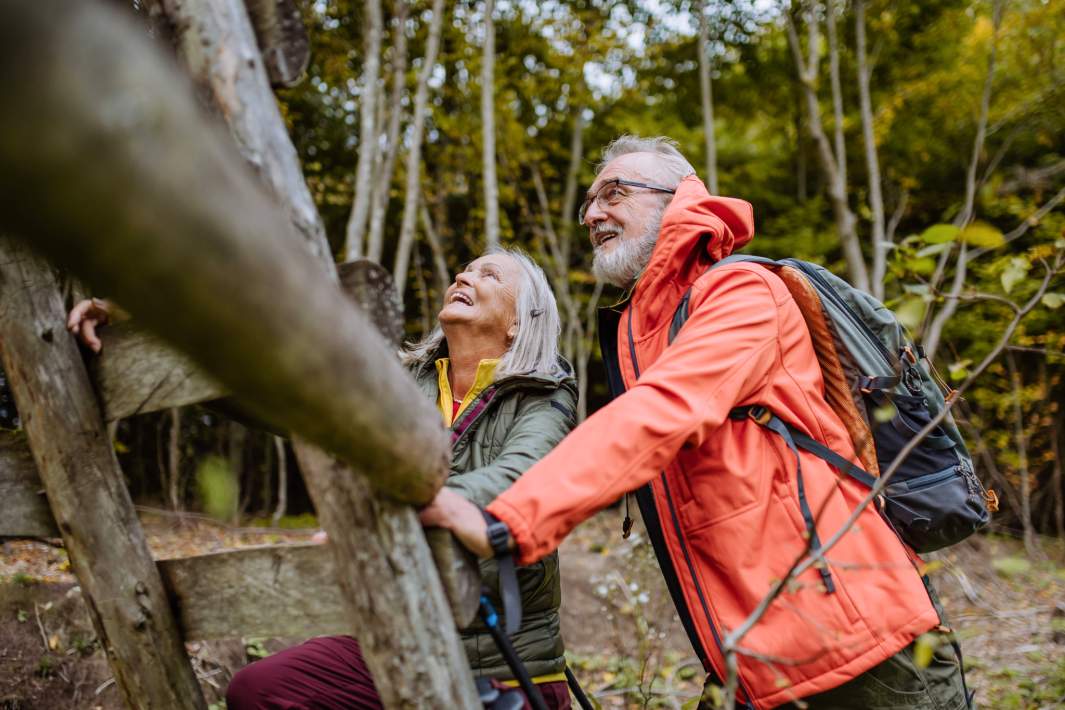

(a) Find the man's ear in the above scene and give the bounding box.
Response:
[507,322,518,343]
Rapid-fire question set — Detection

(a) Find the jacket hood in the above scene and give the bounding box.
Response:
[632,175,755,331]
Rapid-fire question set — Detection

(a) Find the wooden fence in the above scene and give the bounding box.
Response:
[0,1,482,707]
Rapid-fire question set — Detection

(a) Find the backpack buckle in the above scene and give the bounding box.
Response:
[748,405,772,425]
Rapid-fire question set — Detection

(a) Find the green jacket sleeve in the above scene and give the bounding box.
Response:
[445,386,577,508]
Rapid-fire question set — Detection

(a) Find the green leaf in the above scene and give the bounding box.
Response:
[916,242,952,258]
[1042,293,1065,309]
[1000,257,1031,294]
[913,633,940,669]
[906,257,937,276]
[991,556,1032,578]
[195,456,238,521]
[894,297,927,330]
[960,221,1004,248]
[948,360,971,382]
[920,224,961,244]
[874,403,897,423]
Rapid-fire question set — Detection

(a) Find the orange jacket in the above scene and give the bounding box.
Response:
[488,176,940,707]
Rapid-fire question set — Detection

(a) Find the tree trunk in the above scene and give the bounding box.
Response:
[344,0,383,261]
[168,407,183,511]
[393,0,447,298]
[1053,414,1064,540]
[785,8,868,292]
[421,199,452,298]
[1006,352,1040,558]
[481,0,500,248]
[855,0,888,299]
[366,0,410,264]
[0,237,206,710]
[271,435,288,525]
[0,0,449,505]
[147,0,334,276]
[697,1,718,194]
[921,0,1004,360]
[825,0,846,188]
[242,0,310,87]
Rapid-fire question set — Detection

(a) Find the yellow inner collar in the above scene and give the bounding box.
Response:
[435,357,500,426]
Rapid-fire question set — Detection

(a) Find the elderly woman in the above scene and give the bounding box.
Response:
[219,247,577,709]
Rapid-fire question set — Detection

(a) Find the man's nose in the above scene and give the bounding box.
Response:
[455,271,474,287]
[583,199,607,229]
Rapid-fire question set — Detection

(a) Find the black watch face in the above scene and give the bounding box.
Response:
[487,521,509,554]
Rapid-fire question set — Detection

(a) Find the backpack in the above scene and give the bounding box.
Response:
[669,255,997,556]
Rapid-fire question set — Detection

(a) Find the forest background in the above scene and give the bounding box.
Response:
[0,0,1063,707]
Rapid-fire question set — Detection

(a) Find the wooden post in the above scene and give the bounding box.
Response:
[0,238,206,710]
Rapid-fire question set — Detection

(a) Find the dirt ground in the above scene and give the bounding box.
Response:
[1,509,1063,709]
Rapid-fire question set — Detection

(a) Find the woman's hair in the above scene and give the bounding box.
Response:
[402,246,564,379]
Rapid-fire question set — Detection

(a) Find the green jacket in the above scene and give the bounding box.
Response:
[414,355,577,680]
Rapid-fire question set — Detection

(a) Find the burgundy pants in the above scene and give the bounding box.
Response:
[226,635,572,710]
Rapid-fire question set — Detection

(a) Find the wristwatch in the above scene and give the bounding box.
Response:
[483,510,512,557]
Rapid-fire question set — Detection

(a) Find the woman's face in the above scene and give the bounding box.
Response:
[438,254,522,348]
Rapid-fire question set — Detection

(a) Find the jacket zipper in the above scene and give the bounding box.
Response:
[625,306,756,708]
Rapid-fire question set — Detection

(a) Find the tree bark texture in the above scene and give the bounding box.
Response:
[0,0,450,505]
[345,0,383,261]
[394,0,447,297]
[0,237,206,710]
[481,0,500,248]
[149,0,334,276]
[697,1,718,194]
[243,0,310,87]
[294,443,482,708]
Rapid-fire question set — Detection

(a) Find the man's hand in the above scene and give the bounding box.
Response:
[419,488,492,558]
[66,298,112,353]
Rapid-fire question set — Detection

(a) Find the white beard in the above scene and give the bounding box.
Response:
[592,207,665,287]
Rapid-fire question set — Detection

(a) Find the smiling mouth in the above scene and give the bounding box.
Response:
[450,292,473,306]
[592,224,620,248]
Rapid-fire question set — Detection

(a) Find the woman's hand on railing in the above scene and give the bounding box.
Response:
[67,298,112,353]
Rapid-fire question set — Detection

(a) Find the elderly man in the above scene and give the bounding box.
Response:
[422,136,969,709]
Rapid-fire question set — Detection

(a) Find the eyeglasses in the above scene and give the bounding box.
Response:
[577,178,676,225]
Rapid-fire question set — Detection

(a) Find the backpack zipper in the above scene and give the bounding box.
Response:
[785,260,896,369]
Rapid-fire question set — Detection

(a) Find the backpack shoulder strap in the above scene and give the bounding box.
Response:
[668,255,779,344]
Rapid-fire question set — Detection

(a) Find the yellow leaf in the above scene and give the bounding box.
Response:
[913,633,938,668]
[959,221,1003,248]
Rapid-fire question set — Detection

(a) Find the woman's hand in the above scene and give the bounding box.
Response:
[66,298,112,353]
[419,488,492,558]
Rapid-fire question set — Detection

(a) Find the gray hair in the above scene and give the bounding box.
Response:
[402,246,565,379]
[598,135,696,189]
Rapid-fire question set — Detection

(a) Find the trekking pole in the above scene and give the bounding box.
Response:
[565,666,595,710]
[478,595,548,710]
